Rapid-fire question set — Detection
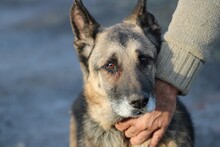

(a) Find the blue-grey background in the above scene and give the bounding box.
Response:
[0,0,220,147]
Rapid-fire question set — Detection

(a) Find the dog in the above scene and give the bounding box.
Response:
[69,0,194,146]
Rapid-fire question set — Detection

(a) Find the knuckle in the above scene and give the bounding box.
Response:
[134,123,144,131]
[130,131,151,145]
[115,125,124,131]
[147,126,155,132]
[125,129,137,138]
[125,131,131,138]
[139,131,150,142]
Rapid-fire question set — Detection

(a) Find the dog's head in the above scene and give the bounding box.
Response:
[71,0,161,121]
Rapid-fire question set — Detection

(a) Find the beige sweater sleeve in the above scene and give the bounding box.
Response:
[156,0,220,95]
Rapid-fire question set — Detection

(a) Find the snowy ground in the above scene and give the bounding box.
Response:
[0,0,220,147]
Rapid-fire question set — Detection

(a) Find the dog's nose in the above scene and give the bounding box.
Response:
[130,97,149,109]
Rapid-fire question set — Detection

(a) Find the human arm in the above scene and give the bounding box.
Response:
[157,0,220,95]
[115,0,220,146]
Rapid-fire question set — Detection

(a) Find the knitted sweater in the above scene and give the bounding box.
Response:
[156,0,220,95]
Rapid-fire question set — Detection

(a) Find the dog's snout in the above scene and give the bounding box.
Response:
[130,97,149,109]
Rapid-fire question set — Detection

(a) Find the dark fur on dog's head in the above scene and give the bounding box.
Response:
[70,0,161,129]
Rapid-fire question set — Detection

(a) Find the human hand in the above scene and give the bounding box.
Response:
[115,79,178,147]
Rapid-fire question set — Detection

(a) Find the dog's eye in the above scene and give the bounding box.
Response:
[104,62,118,73]
[107,63,115,69]
[139,55,150,66]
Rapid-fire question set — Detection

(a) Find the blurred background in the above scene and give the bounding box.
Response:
[0,0,220,147]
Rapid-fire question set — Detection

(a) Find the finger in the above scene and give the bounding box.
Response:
[130,130,152,145]
[124,125,140,138]
[115,119,134,131]
[149,128,165,147]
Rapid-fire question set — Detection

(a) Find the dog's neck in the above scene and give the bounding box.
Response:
[81,114,129,147]
[81,114,153,147]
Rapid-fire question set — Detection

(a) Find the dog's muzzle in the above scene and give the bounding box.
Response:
[111,94,156,118]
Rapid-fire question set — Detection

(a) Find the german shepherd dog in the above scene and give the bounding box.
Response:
[70,0,194,146]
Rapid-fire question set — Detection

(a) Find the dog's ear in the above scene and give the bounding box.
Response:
[70,0,100,76]
[124,0,161,51]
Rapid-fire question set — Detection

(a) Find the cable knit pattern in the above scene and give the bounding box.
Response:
[156,0,220,95]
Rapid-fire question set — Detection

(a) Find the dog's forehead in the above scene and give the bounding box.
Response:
[95,23,156,53]
[105,24,145,46]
